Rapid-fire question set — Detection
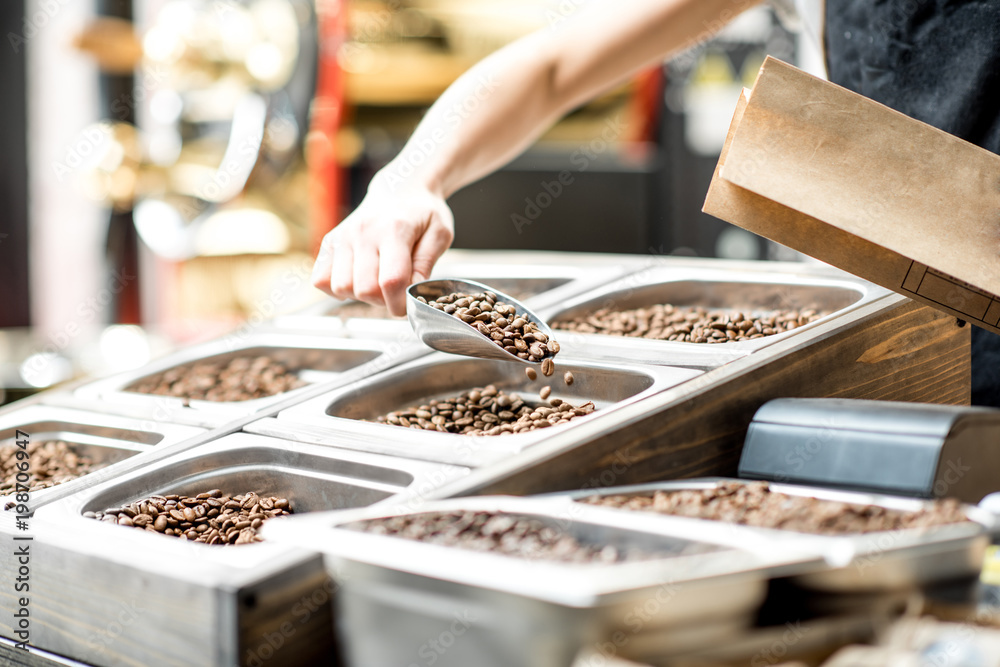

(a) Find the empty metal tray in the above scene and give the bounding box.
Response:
[247,353,703,467]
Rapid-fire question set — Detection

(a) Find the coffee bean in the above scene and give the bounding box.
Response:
[541,359,554,377]
[563,371,574,385]
[525,368,537,381]
[128,355,305,403]
[554,305,827,343]
[539,386,551,400]
[423,290,560,364]
[348,510,661,564]
[582,481,970,536]
[374,385,596,436]
[0,440,109,495]
[86,490,293,545]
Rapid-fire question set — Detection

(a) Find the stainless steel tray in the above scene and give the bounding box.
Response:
[273,250,636,337]
[262,496,820,667]
[14,432,468,667]
[0,405,203,511]
[554,478,995,592]
[538,262,891,368]
[71,332,423,427]
[247,353,703,467]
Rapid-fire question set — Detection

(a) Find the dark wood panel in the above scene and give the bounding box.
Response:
[436,296,970,498]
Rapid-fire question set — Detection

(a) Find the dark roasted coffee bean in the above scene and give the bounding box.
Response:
[580,481,970,535]
[348,510,667,564]
[85,490,293,546]
[554,305,826,344]
[0,440,110,495]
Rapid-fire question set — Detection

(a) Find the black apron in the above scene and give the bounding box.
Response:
[825,0,1000,406]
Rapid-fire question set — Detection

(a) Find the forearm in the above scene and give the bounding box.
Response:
[376,0,762,198]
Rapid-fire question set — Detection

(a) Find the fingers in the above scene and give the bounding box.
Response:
[352,239,382,307]
[411,210,454,284]
[329,236,355,301]
[378,240,414,317]
[310,234,334,295]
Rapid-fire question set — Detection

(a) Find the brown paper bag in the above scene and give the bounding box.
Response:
[704,57,1000,333]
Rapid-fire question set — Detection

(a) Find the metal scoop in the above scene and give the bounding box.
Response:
[406,278,558,364]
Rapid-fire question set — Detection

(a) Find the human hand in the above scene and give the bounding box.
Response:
[311,177,455,317]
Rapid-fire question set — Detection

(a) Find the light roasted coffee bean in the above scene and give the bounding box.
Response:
[563,371,574,386]
[525,368,537,381]
[539,386,551,400]
[541,358,554,377]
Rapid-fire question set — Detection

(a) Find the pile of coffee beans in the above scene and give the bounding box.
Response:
[375,384,595,436]
[129,355,305,403]
[417,290,560,368]
[85,489,292,545]
[581,481,970,536]
[1,440,108,495]
[347,510,656,564]
[554,305,826,344]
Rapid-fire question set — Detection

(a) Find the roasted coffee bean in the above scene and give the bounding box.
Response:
[554,305,826,344]
[128,355,305,403]
[563,371,574,385]
[539,386,551,400]
[525,367,537,381]
[421,290,560,365]
[1,440,108,495]
[348,510,671,564]
[374,385,597,436]
[86,490,293,545]
[581,481,971,535]
[541,359,554,377]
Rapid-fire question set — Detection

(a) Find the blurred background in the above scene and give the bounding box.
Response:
[0,0,818,404]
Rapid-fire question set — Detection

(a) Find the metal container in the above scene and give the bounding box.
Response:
[0,405,203,511]
[555,478,995,592]
[17,432,468,667]
[71,332,422,427]
[262,496,820,667]
[540,262,890,368]
[247,353,703,467]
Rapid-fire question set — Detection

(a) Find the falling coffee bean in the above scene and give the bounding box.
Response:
[525,367,537,381]
[539,386,551,400]
[541,359,554,377]
[563,371,574,386]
